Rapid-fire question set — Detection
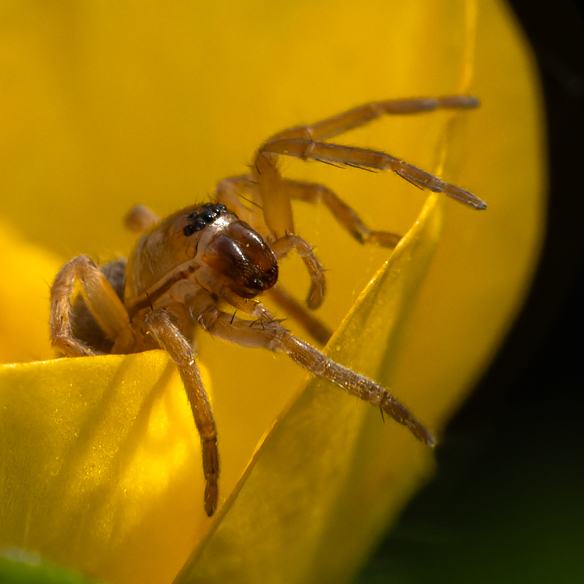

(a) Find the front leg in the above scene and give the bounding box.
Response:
[197,306,435,447]
[144,309,220,516]
[50,255,134,357]
[270,234,326,310]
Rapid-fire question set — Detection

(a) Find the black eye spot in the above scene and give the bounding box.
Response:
[183,203,226,236]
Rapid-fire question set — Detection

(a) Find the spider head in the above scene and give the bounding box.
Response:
[126,202,232,299]
[201,219,278,299]
[125,203,278,311]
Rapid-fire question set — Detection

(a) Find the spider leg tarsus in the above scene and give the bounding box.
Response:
[394,170,425,190]
[316,158,346,169]
[344,162,377,173]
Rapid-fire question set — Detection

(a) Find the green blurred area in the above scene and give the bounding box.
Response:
[0,549,101,584]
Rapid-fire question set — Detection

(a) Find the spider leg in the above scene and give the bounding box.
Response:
[125,204,161,234]
[197,306,435,447]
[281,178,402,248]
[216,157,400,246]
[50,255,134,357]
[270,233,325,309]
[266,95,479,143]
[267,285,332,345]
[215,288,277,323]
[252,150,296,239]
[144,308,219,517]
[215,176,260,221]
[260,139,487,210]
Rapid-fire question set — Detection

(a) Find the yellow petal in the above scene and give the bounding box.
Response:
[0,220,60,364]
[0,352,212,584]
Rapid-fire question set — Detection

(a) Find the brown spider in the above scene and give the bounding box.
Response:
[50,95,485,517]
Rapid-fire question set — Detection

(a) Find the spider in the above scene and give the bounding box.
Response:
[50,95,485,517]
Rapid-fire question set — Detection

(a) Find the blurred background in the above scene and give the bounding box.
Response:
[357,1,584,582]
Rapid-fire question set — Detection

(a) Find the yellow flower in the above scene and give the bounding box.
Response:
[0,1,544,584]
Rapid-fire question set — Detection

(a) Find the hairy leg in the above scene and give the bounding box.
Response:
[267,285,332,345]
[215,176,272,239]
[260,139,486,210]
[145,308,220,516]
[281,178,402,247]
[125,205,161,234]
[50,255,134,356]
[270,233,326,309]
[266,95,480,142]
[197,305,435,447]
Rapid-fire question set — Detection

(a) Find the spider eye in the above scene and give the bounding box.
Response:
[183,204,226,237]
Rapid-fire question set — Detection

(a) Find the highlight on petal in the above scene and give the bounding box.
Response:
[0,352,213,584]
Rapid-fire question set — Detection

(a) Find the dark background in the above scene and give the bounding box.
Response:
[358,1,584,582]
